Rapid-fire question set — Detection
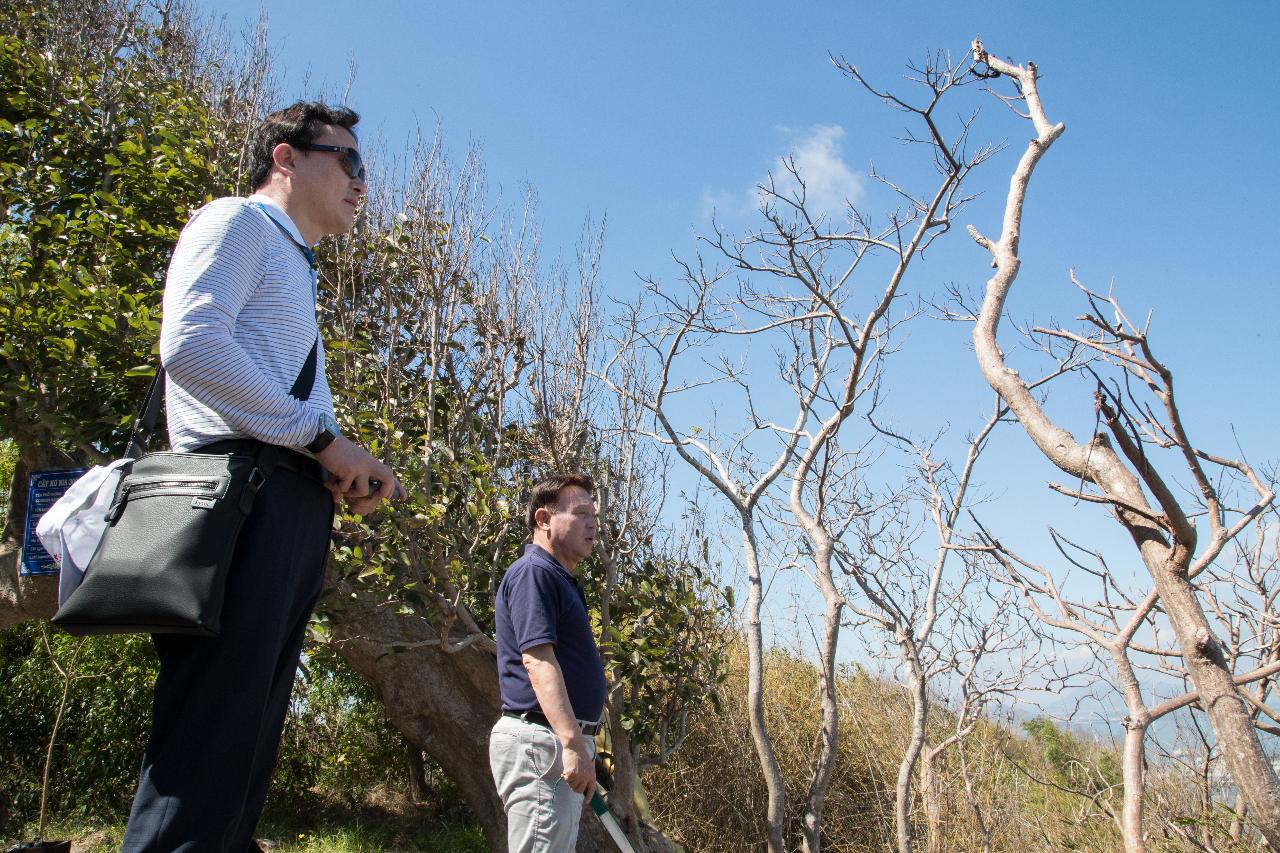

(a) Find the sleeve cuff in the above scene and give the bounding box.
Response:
[518,636,557,653]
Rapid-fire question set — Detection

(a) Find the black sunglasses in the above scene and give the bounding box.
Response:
[298,143,366,182]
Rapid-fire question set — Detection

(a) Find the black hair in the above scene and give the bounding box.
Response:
[525,473,596,532]
[247,101,359,190]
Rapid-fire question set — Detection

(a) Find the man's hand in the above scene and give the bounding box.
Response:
[315,436,405,515]
[559,732,596,797]
[522,643,597,798]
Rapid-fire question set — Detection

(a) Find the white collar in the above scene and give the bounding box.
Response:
[247,193,310,247]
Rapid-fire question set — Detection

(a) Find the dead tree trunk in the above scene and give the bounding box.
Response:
[1119,718,1147,853]
[896,661,928,853]
[741,516,789,853]
[919,746,943,853]
[800,537,842,853]
[967,39,1280,849]
[1112,650,1150,853]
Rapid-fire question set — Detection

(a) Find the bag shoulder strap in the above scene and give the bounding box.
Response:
[125,370,166,460]
[289,338,319,402]
[254,201,319,403]
[127,336,319,459]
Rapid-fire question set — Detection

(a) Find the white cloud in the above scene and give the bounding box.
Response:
[698,185,750,222]
[759,124,864,220]
[700,124,864,226]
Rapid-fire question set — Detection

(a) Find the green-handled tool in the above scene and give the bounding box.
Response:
[590,791,637,853]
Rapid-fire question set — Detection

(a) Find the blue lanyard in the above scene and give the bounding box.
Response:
[254,202,317,272]
[251,203,320,388]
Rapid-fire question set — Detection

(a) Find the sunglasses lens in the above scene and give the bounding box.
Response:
[344,150,365,181]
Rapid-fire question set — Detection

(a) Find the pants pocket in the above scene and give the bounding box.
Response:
[490,726,517,768]
[524,725,563,782]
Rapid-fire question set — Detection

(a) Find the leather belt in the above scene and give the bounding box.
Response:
[195,438,324,482]
[503,709,600,736]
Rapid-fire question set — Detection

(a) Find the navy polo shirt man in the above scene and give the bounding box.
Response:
[490,473,608,852]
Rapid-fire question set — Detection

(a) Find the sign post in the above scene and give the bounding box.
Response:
[20,468,88,576]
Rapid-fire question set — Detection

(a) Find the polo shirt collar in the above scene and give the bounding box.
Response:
[248,193,310,247]
[525,543,571,576]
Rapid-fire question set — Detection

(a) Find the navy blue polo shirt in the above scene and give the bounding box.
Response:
[494,543,606,723]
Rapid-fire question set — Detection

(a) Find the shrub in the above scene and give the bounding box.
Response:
[0,625,157,829]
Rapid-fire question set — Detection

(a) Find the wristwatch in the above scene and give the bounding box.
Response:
[305,412,342,454]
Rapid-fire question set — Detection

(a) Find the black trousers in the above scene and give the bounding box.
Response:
[122,450,333,853]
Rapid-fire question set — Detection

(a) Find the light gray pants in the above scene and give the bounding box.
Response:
[490,715,596,852]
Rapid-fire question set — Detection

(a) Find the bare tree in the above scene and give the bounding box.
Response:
[916,580,1038,853]
[977,524,1199,852]
[601,268,800,852]
[837,403,1050,853]
[1145,507,1280,850]
[1217,509,1280,842]
[522,221,729,848]
[600,49,990,852]
[967,39,1280,849]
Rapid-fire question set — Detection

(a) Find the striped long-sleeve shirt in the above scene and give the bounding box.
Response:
[160,195,334,452]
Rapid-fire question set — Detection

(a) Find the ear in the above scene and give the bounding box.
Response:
[534,506,553,529]
[271,142,297,175]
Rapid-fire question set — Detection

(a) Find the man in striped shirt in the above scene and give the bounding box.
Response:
[123,102,403,852]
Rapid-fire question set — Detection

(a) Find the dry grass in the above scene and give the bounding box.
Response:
[640,644,1258,852]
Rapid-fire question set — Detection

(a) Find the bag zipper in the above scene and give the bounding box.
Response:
[126,479,221,495]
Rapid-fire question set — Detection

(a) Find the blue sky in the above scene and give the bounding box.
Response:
[197,0,1280,453]
[198,0,1280,722]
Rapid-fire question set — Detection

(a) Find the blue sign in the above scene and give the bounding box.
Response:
[21,468,88,576]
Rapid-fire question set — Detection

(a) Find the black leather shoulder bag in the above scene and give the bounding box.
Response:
[51,341,317,637]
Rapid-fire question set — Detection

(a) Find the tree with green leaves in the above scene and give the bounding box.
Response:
[313,140,728,850]
[1,4,728,850]
[0,0,237,621]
